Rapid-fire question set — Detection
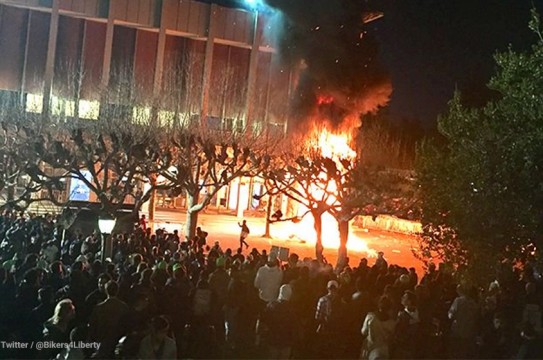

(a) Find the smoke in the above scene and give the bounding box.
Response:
[263,0,392,132]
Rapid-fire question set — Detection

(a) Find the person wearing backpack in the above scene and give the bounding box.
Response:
[315,280,346,358]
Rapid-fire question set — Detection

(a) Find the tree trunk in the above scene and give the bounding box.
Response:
[312,209,324,263]
[148,188,156,231]
[148,175,157,231]
[185,191,199,240]
[336,219,350,271]
[263,194,273,238]
[6,184,15,209]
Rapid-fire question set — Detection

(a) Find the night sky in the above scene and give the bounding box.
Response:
[369,0,543,127]
[216,0,543,127]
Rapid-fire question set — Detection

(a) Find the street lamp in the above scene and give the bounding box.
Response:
[98,216,116,263]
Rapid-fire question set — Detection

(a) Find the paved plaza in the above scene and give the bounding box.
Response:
[152,210,424,275]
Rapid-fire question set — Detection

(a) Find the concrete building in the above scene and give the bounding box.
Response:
[0,0,292,215]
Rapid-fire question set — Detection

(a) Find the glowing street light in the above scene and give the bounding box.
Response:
[99,216,116,263]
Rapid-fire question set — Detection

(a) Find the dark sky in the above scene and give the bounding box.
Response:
[369,0,543,127]
[214,0,543,127]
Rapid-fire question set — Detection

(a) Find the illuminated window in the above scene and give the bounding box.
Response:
[133,106,151,124]
[79,100,100,120]
[158,110,175,127]
[25,94,43,113]
[51,96,75,117]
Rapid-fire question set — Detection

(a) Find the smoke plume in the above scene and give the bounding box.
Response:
[264,0,392,132]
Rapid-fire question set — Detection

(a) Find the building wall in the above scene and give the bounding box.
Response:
[0,0,290,129]
[0,0,292,214]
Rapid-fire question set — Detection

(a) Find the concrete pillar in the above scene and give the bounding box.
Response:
[200,4,218,128]
[73,20,87,120]
[147,2,167,228]
[19,10,33,106]
[42,0,60,116]
[284,65,297,134]
[236,179,243,219]
[263,52,273,127]
[101,3,115,88]
[153,0,167,95]
[244,11,261,129]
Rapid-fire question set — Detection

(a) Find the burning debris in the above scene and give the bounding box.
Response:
[264,0,392,133]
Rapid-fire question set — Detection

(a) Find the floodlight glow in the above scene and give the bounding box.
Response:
[244,0,264,10]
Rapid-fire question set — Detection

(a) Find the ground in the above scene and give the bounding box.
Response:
[152,209,425,276]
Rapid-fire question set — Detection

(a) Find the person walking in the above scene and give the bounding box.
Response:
[238,220,250,250]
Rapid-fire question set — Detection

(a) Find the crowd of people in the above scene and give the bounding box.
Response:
[0,211,542,359]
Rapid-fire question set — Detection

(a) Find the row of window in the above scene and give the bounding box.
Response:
[3,91,289,134]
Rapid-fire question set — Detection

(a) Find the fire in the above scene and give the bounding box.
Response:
[318,130,357,160]
[284,127,377,259]
[317,95,334,105]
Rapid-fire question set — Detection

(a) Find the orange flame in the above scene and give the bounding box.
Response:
[317,94,334,105]
[317,130,357,160]
[283,126,377,259]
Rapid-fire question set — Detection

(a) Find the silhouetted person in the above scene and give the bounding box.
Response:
[238,220,250,250]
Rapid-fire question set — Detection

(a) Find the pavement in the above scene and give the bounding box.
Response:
[151,209,426,276]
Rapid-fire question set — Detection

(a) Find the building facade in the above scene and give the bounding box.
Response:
[0,0,292,215]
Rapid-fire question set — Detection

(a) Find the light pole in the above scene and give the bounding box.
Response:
[98,216,116,263]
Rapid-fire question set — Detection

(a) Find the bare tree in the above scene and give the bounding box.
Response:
[162,124,270,240]
[40,115,172,220]
[0,100,64,211]
[328,163,417,269]
[265,144,335,263]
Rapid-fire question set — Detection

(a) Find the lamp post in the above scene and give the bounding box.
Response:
[98,216,116,263]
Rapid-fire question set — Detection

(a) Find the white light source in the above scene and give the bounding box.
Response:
[98,218,116,234]
[244,0,263,10]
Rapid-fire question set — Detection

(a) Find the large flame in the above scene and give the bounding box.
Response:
[318,130,357,160]
[281,126,377,259]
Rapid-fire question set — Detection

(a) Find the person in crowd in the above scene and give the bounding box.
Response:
[196,227,209,248]
[56,326,88,360]
[516,322,542,359]
[138,316,177,360]
[375,251,388,271]
[344,276,371,358]
[522,281,542,334]
[188,278,215,357]
[88,280,129,358]
[42,298,76,359]
[448,283,480,359]
[139,214,147,231]
[224,267,249,352]
[0,211,542,360]
[209,256,230,345]
[116,293,152,359]
[261,284,299,359]
[315,280,347,359]
[28,286,56,343]
[360,296,396,360]
[82,273,111,322]
[394,290,421,358]
[254,253,283,307]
